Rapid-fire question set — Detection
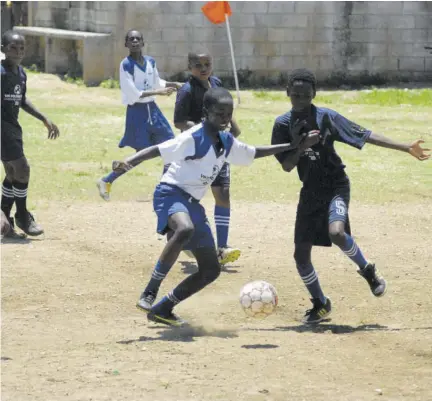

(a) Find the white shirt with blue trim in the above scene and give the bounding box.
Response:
[158,124,256,200]
[120,55,166,105]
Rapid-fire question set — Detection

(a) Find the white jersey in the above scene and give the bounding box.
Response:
[119,55,166,105]
[158,124,256,200]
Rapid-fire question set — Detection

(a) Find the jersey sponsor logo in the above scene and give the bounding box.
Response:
[200,165,220,185]
[3,84,23,105]
[303,148,320,161]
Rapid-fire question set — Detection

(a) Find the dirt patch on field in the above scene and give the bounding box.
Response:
[1,200,431,401]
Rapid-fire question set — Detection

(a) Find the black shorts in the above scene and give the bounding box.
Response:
[1,123,24,162]
[211,162,230,188]
[294,184,351,247]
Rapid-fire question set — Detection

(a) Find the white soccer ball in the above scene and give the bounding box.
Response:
[239,281,278,318]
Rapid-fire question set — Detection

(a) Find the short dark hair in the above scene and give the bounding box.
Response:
[203,87,233,110]
[187,50,212,68]
[287,68,317,92]
[124,29,143,44]
[1,30,24,48]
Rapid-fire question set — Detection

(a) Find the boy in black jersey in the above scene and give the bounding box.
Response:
[174,51,242,265]
[1,31,59,237]
[272,69,430,324]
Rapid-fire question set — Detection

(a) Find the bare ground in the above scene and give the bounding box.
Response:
[1,199,431,401]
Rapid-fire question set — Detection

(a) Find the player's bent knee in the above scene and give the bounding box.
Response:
[329,225,345,245]
[202,262,221,284]
[3,163,15,182]
[175,224,195,243]
[13,158,30,182]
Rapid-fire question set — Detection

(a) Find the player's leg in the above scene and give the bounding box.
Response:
[294,242,332,324]
[97,104,151,201]
[136,211,195,312]
[1,161,25,239]
[328,193,386,297]
[211,164,241,265]
[294,191,332,324]
[2,161,15,221]
[149,225,220,327]
[9,156,44,236]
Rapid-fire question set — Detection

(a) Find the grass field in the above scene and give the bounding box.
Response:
[1,73,432,401]
[17,72,431,205]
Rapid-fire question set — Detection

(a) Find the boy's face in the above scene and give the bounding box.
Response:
[206,98,233,131]
[189,55,213,81]
[125,31,144,52]
[288,81,315,112]
[3,35,25,65]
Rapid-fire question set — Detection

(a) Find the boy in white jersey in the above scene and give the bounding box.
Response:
[113,87,310,327]
[97,29,182,200]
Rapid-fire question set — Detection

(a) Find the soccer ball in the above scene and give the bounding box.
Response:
[239,281,278,318]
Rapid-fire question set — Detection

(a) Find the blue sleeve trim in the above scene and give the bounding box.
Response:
[185,128,212,160]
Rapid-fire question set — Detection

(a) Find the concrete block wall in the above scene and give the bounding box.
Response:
[29,1,432,84]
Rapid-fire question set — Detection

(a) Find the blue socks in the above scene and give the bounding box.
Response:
[214,205,230,248]
[296,262,327,304]
[151,291,179,313]
[102,171,124,184]
[144,260,174,296]
[340,234,368,269]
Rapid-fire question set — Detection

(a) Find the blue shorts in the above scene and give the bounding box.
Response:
[295,183,351,247]
[211,162,230,187]
[119,102,175,150]
[153,183,215,250]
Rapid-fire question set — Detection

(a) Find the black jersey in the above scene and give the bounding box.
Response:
[1,61,27,132]
[272,105,371,190]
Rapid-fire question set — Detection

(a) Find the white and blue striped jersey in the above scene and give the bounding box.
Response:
[158,124,256,200]
[120,55,166,105]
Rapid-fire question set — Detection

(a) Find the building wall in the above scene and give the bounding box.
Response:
[28,1,432,84]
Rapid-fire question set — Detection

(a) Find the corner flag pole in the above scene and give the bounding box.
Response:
[224,13,240,105]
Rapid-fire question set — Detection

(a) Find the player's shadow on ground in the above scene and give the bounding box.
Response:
[1,236,33,245]
[249,322,432,335]
[118,325,238,344]
[178,260,239,274]
[241,344,279,349]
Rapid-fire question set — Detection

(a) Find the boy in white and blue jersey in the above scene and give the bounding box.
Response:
[97,29,182,201]
[272,69,430,324]
[113,87,304,327]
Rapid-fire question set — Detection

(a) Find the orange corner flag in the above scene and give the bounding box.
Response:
[201,1,232,24]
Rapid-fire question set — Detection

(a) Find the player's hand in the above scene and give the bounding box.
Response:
[159,87,176,96]
[291,119,308,139]
[112,160,133,173]
[408,140,430,161]
[299,130,321,150]
[172,82,183,90]
[44,119,60,139]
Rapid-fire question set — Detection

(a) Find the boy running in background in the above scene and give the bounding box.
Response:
[113,88,308,327]
[1,30,60,237]
[97,29,183,200]
[272,68,430,324]
[174,51,241,265]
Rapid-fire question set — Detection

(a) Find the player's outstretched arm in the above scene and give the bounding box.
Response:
[255,131,318,159]
[112,145,161,173]
[366,133,430,161]
[21,98,60,139]
[278,130,321,171]
[166,81,184,90]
